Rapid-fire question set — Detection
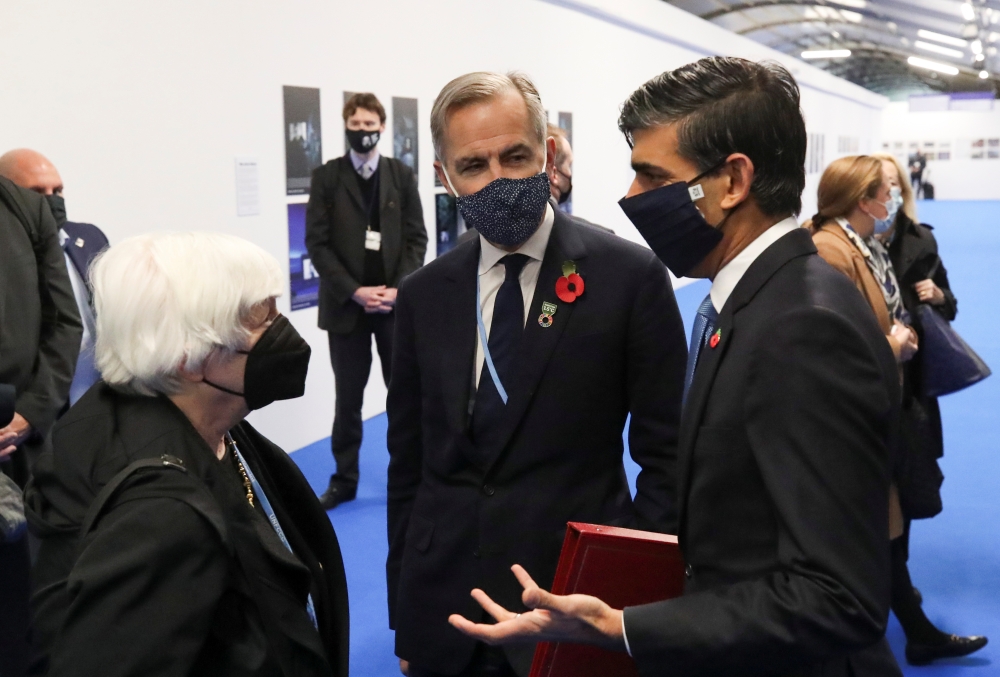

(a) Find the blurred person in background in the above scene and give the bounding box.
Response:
[808,155,986,665]
[872,152,987,665]
[25,232,349,677]
[306,92,428,510]
[0,149,109,406]
[546,123,573,209]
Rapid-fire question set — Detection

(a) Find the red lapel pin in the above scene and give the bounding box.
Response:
[709,329,722,349]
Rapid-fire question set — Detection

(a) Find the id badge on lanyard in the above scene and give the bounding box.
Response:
[476,273,509,404]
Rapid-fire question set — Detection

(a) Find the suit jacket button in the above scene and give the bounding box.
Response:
[685,564,693,578]
[388,201,395,208]
[483,484,495,497]
[473,548,481,559]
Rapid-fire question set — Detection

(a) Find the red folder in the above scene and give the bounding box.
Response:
[528,523,685,677]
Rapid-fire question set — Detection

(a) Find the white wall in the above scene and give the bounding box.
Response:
[0,0,884,453]
[881,101,1000,200]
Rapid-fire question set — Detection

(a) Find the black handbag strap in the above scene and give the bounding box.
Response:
[79,454,189,537]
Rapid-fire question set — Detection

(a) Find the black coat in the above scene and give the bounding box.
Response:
[887,213,956,519]
[624,229,902,677]
[0,177,81,449]
[25,385,350,677]
[305,155,427,334]
[386,210,687,675]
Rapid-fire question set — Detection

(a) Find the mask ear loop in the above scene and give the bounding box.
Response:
[440,163,461,198]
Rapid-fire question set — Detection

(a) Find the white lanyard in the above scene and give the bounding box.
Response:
[476,272,509,404]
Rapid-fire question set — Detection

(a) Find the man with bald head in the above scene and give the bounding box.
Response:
[0,149,108,406]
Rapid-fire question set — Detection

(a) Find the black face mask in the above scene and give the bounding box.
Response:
[618,160,732,278]
[556,169,573,205]
[346,128,380,154]
[204,315,311,410]
[46,193,67,226]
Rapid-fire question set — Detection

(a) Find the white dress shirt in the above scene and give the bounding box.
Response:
[473,203,555,391]
[621,214,800,656]
[709,216,801,313]
[349,148,380,179]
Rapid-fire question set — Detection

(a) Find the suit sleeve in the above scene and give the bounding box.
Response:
[928,239,957,322]
[625,255,686,534]
[385,281,423,628]
[395,164,427,282]
[16,196,82,436]
[47,498,228,677]
[305,165,362,304]
[624,307,894,676]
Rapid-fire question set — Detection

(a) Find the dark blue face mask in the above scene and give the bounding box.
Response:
[443,167,551,248]
[618,160,730,278]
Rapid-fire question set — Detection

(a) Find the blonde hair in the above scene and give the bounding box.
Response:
[430,71,547,165]
[91,231,284,396]
[871,152,918,222]
[804,155,884,231]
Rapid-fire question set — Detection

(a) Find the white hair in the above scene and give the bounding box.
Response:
[91,231,284,396]
[430,71,547,164]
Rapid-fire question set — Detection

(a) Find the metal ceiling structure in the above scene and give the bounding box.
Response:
[660,0,1000,97]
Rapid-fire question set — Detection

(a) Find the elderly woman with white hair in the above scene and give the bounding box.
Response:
[25,232,349,677]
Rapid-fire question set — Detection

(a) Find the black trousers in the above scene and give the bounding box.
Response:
[409,644,516,677]
[327,312,394,487]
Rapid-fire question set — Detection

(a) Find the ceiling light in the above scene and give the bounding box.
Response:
[832,30,842,38]
[976,52,987,60]
[829,0,867,7]
[971,38,984,53]
[840,9,863,22]
[801,49,852,58]
[980,69,990,78]
[908,56,960,74]
[915,40,965,57]
[916,29,968,47]
[961,3,976,21]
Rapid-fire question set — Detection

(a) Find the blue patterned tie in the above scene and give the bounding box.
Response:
[472,254,530,447]
[683,294,718,403]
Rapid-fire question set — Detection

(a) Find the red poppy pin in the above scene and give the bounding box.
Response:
[709,329,722,348]
[555,261,585,303]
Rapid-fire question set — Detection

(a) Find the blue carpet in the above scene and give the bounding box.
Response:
[291,201,998,675]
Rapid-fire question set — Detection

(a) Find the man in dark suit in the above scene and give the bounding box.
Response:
[0,171,81,677]
[305,93,427,509]
[0,149,109,406]
[450,59,903,677]
[387,71,686,677]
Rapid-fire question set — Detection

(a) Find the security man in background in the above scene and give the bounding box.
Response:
[0,149,109,406]
[306,92,427,510]
[546,124,573,210]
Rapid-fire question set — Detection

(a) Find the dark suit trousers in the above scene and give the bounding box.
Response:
[409,644,515,677]
[328,312,393,486]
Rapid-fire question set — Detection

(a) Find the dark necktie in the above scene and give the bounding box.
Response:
[472,254,530,447]
[683,294,718,403]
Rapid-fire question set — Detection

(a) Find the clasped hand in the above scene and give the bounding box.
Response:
[0,413,33,459]
[447,564,625,652]
[352,286,397,314]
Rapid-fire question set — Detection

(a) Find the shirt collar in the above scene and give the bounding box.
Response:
[349,149,380,175]
[709,215,800,313]
[479,203,555,275]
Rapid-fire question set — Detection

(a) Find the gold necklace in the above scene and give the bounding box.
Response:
[227,434,254,508]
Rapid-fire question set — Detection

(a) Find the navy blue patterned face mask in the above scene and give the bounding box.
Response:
[443,168,551,248]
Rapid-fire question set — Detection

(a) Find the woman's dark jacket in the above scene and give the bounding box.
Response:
[24,384,349,677]
[887,212,957,519]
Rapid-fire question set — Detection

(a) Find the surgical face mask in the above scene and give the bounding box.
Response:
[869,191,899,236]
[617,160,731,278]
[346,128,380,154]
[442,161,551,248]
[45,193,67,226]
[204,315,312,411]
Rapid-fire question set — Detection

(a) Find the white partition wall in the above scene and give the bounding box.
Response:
[0,0,885,452]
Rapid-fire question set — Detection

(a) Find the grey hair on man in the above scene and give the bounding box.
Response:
[430,71,547,164]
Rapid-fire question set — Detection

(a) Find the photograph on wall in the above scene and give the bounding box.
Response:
[557,111,573,214]
[283,86,322,195]
[436,193,459,257]
[343,91,358,156]
[989,138,1000,159]
[393,97,419,181]
[971,138,985,159]
[288,202,320,310]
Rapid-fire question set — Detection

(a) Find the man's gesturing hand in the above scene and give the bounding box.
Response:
[448,565,625,652]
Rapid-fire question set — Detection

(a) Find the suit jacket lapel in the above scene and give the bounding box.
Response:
[441,241,481,436]
[378,157,400,269]
[339,156,366,215]
[481,212,587,472]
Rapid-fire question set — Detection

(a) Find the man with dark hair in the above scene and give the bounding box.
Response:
[306,92,427,510]
[451,57,903,677]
